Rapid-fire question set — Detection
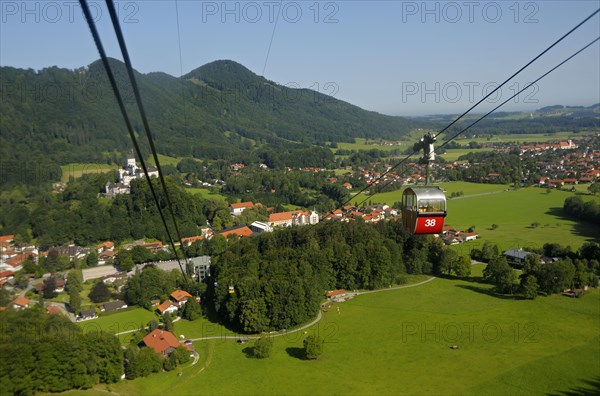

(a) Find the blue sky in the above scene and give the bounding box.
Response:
[1,0,599,115]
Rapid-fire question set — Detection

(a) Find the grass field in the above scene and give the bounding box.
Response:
[60,163,117,182]
[148,154,182,167]
[76,307,156,336]
[440,148,495,161]
[186,188,228,201]
[72,265,600,395]
[335,138,406,152]
[353,183,598,250]
[451,131,590,145]
[445,187,600,251]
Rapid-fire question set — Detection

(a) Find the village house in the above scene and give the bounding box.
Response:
[229,201,254,216]
[156,300,179,315]
[143,329,191,357]
[170,290,192,307]
[100,300,128,313]
[96,241,115,254]
[503,248,533,264]
[78,308,98,321]
[268,210,319,228]
[215,225,254,238]
[12,296,30,310]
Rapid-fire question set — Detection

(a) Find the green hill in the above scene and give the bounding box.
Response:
[0,59,421,188]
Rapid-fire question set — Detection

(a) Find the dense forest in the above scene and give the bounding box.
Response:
[204,221,460,333]
[0,59,421,189]
[0,307,123,394]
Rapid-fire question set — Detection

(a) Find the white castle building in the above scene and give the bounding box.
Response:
[104,154,159,198]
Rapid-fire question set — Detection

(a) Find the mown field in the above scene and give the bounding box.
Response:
[352,182,599,250]
[70,266,599,396]
[185,187,228,201]
[450,131,591,145]
[335,138,406,152]
[440,148,495,161]
[60,163,117,182]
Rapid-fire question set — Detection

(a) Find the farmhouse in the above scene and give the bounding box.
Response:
[12,296,30,310]
[156,300,178,315]
[170,290,192,306]
[143,329,190,356]
[78,309,97,321]
[100,300,128,313]
[229,201,254,216]
[503,248,533,264]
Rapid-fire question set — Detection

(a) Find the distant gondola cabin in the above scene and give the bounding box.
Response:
[401,187,447,234]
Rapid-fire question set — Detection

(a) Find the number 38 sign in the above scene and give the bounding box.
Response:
[414,216,445,234]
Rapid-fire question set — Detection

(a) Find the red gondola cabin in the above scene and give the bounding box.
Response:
[401,187,447,234]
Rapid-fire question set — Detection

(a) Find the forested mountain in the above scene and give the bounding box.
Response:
[0,59,420,188]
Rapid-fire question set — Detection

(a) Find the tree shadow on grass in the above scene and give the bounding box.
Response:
[285,347,305,360]
[455,284,526,300]
[241,347,255,359]
[549,376,600,396]
[546,207,600,243]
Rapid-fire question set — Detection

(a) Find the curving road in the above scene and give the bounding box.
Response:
[185,276,437,342]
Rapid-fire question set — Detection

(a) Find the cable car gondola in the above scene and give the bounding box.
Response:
[401,133,447,235]
[401,187,447,234]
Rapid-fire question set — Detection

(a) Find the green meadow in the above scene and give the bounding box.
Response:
[186,187,228,201]
[451,131,589,145]
[445,187,600,251]
[335,138,406,152]
[71,265,599,395]
[440,148,495,161]
[60,163,117,182]
[77,307,155,336]
[352,183,598,250]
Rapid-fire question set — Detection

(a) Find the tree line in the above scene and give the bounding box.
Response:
[206,221,464,333]
[0,307,123,394]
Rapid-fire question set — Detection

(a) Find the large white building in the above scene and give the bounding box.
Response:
[104,154,159,198]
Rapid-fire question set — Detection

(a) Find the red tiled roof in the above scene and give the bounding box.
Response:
[5,253,35,267]
[230,201,254,210]
[217,226,253,238]
[143,329,181,355]
[13,296,29,307]
[0,235,14,243]
[46,305,62,315]
[326,289,346,298]
[0,270,14,279]
[96,241,115,250]
[181,235,204,245]
[157,300,177,314]
[170,290,192,302]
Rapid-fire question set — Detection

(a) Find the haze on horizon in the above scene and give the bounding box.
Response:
[1,0,599,117]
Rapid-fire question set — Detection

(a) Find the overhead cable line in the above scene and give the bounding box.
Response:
[104,0,192,273]
[325,9,599,216]
[352,36,600,209]
[79,0,190,285]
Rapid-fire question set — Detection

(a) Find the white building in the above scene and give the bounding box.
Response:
[105,154,159,198]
